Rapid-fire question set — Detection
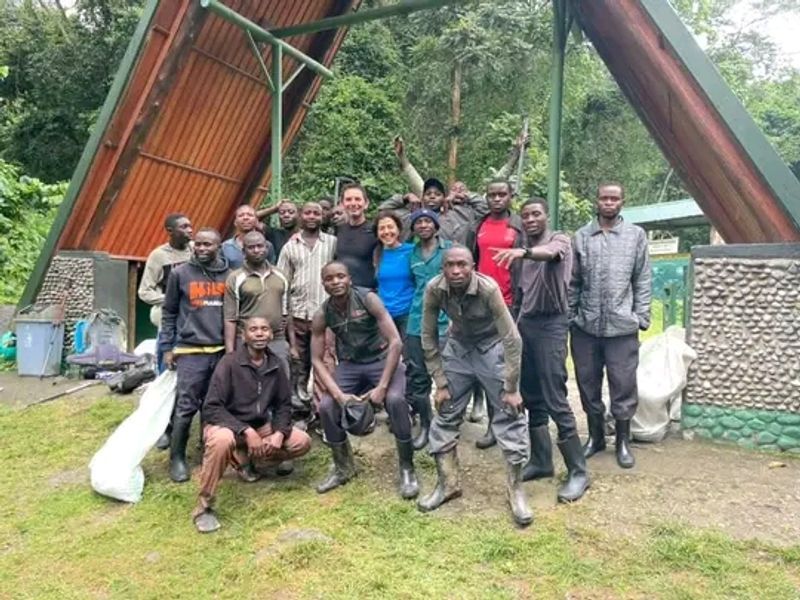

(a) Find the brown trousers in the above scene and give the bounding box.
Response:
[194,423,311,516]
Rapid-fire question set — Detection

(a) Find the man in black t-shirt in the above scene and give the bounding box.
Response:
[333,183,378,288]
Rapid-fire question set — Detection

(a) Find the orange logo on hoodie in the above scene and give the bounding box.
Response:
[188,281,225,308]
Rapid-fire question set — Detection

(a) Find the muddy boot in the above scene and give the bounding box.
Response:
[412,398,432,451]
[316,439,356,494]
[417,449,462,512]
[556,434,590,502]
[475,402,497,449]
[521,424,554,481]
[582,412,607,459]
[169,415,192,483]
[236,462,260,483]
[468,385,486,423]
[396,439,419,499]
[193,509,221,534]
[506,461,533,527]
[276,460,294,476]
[615,420,635,469]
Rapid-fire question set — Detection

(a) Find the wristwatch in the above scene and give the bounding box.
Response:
[522,246,532,259]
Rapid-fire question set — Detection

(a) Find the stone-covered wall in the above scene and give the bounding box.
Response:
[33,253,95,352]
[683,244,800,452]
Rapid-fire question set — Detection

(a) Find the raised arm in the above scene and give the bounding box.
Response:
[394,136,424,197]
[363,292,403,405]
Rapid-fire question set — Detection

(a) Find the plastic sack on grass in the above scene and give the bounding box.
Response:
[632,326,697,443]
[89,370,176,502]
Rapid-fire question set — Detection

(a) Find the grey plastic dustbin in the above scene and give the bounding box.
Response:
[16,319,64,377]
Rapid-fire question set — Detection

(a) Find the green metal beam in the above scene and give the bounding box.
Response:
[271,43,283,204]
[200,0,333,79]
[245,31,274,91]
[546,0,570,230]
[18,0,162,309]
[270,0,467,38]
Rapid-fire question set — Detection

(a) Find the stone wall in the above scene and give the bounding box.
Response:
[682,244,800,452]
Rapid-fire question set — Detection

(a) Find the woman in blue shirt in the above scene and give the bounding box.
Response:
[374,211,415,333]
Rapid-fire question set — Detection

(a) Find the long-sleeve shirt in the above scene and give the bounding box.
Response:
[137,243,193,306]
[422,272,522,393]
[568,217,652,338]
[276,231,337,321]
[202,345,292,437]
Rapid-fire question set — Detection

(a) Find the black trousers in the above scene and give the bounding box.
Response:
[570,326,639,421]
[175,352,223,419]
[519,314,577,440]
[405,334,431,410]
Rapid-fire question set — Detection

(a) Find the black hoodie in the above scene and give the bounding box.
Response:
[158,255,230,351]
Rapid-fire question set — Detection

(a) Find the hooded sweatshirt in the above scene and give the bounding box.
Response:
[158,255,230,352]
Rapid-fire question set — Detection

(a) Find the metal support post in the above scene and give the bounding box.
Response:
[547,0,570,230]
[200,0,333,79]
[270,0,467,38]
[271,43,283,204]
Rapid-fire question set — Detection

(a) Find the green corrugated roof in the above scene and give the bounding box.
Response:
[622,198,707,228]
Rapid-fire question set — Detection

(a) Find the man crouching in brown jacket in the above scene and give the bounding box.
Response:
[193,316,311,533]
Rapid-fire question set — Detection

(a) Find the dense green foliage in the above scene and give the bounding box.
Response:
[0,159,65,304]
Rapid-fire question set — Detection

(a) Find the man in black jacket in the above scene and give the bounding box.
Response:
[193,317,311,533]
[159,228,230,483]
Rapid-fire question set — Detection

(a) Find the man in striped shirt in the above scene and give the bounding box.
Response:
[277,202,337,426]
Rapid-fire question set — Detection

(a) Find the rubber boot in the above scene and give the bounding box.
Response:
[582,412,607,459]
[396,439,420,499]
[412,397,431,451]
[521,424,555,481]
[417,449,462,512]
[316,439,356,493]
[155,430,170,451]
[615,420,635,469]
[556,434,590,502]
[475,402,497,449]
[468,384,486,423]
[506,462,533,527]
[169,415,192,483]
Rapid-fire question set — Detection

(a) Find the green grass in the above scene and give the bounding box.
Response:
[1,397,798,599]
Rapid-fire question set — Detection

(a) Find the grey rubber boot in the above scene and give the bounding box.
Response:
[475,402,496,449]
[521,424,555,481]
[468,385,486,423]
[615,420,635,469]
[417,449,462,512]
[412,397,431,451]
[396,439,420,499]
[582,412,607,459]
[556,434,590,502]
[316,439,356,493]
[506,461,533,527]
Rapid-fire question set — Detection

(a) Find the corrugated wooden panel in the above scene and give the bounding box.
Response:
[574,0,800,243]
[57,0,355,259]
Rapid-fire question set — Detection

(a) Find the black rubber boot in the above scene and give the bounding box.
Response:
[155,430,170,451]
[506,462,533,527]
[468,385,486,423]
[236,462,261,483]
[396,439,420,499]
[615,420,635,469]
[582,412,607,459]
[412,398,431,451]
[417,449,462,512]
[169,415,192,483]
[475,402,496,449]
[316,439,356,493]
[556,434,590,503]
[521,424,555,481]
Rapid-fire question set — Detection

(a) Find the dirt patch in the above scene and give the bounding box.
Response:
[351,396,800,547]
[0,373,109,409]
[49,468,88,489]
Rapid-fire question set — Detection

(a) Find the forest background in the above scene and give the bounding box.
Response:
[1,0,799,304]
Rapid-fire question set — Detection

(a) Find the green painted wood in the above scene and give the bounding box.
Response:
[271,43,284,204]
[18,0,161,309]
[639,0,800,230]
[547,0,570,230]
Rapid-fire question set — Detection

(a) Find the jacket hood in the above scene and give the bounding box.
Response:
[190,255,229,273]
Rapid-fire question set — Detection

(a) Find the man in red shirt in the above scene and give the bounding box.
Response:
[467,178,523,450]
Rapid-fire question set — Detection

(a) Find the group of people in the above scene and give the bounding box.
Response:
[138,134,651,533]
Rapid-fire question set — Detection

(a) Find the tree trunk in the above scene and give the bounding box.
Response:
[447,60,462,185]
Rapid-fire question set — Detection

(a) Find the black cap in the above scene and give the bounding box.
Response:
[423,177,446,195]
[340,398,376,435]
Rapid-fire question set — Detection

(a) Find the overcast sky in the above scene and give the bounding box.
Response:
[727,1,800,68]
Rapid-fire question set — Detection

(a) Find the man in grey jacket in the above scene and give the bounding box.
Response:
[568,183,651,469]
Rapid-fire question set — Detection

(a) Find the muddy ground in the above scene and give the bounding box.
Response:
[2,371,798,547]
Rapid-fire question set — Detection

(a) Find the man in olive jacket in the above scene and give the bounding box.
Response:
[569,183,651,469]
[193,317,311,533]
